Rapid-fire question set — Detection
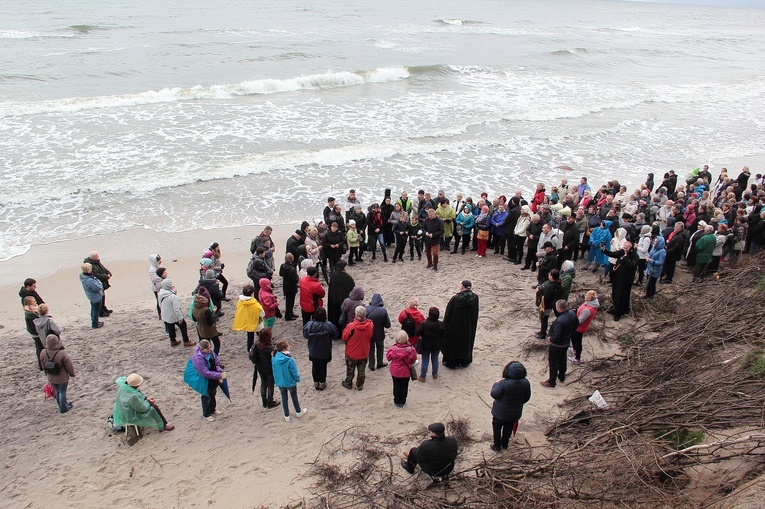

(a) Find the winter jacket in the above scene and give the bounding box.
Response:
[191,344,222,381]
[636,232,652,260]
[559,266,575,302]
[347,228,360,248]
[246,254,272,282]
[548,310,578,347]
[159,287,184,323]
[455,211,475,235]
[576,298,600,333]
[303,320,338,360]
[112,377,166,430]
[365,293,391,342]
[414,318,446,352]
[80,273,104,303]
[197,277,224,309]
[422,216,444,245]
[342,318,375,360]
[490,209,508,236]
[386,342,418,378]
[279,263,299,296]
[40,334,75,384]
[491,362,531,422]
[646,236,666,278]
[272,351,300,388]
[34,314,61,340]
[258,278,279,318]
[340,286,365,324]
[192,294,219,339]
[695,232,717,264]
[536,279,562,312]
[250,343,275,377]
[398,307,426,343]
[149,254,163,292]
[83,257,111,290]
[299,276,325,313]
[436,205,456,238]
[232,296,264,332]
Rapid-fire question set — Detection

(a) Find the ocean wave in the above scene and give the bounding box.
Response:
[0,29,74,40]
[435,19,482,26]
[0,67,414,117]
[548,48,592,57]
[68,24,107,34]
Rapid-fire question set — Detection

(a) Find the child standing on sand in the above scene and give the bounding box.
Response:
[271,340,309,422]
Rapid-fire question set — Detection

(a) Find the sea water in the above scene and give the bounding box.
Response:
[1,0,764,261]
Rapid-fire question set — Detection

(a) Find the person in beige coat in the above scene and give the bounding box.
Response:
[39,334,76,413]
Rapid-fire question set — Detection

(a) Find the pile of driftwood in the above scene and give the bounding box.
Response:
[307,260,765,508]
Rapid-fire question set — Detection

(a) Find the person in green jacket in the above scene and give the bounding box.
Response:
[113,374,174,432]
[693,225,717,282]
[436,199,457,252]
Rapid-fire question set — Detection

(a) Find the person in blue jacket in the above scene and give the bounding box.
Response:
[184,339,225,421]
[490,204,508,254]
[272,340,309,422]
[80,262,104,328]
[490,361,531,451]
[645,236,666,299]
[453,204,475,254]
[583,221,613,272]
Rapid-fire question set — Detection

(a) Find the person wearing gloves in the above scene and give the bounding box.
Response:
[489,361,531,451]
[185,339,225,421]
[113,373,174,432]
[271,339,308,422]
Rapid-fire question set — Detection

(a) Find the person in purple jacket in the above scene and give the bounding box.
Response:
[191,339,225,422]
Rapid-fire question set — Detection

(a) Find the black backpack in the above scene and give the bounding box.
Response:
[43,350,61,375]
[401,311,416,337]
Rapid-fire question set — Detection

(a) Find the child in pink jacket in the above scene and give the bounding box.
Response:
[386,331,418,408]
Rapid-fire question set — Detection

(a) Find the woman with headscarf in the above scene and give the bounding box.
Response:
[474,205,491,258]
[559,260,576,302]
[635,225,652,286]
[645,236,666,299]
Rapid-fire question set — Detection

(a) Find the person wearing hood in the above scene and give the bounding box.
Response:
[303,307,338,391]
[187,339,225,421]
[414,306,446,381]
[340,285,365,328]
[113,373,174,432]
[600,241,638,321]
[442,280,480,369]
[386,331,418,408]
[83,251,113,316]
[232,284,265,352]
[80,263,104,328]
[366,293,391,371]
[250,328,280,409]
[635,225,652,286]
[246,246,273,292]
[606,227,628,279]
[569,290,600,364]
[272,339,309,422]
[559,260,576,302]
[324,221,347,274]
[197,269,224,318]
[327,261,354,332]
[453,204,475,255]
[149,255,164,319]
[192,286,221,354]
[199,250,214,279]
[19,277,44,306]
[645,172,655,193]
[159,279,194,347]
[40,334,75,413]
[582,221,613,273]
[258,277,280,330]
[341,306,375,391]
[645,236,666,299]
[490,361,531,451]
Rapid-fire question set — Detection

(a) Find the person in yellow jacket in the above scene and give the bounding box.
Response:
[232,284,265,352]
[436,198,456,253]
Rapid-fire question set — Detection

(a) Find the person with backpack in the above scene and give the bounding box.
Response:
[246,247,273,290]
[302,307,338,391]
[397,297,426,346]
[40,334,76,413]
[249,328,279,409]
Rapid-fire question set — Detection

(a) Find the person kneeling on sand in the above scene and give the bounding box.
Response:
[400,422,458,481]
[113,373,174,432]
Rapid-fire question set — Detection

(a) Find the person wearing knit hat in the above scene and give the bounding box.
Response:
[113,373,175,432]
[400,422,458,479]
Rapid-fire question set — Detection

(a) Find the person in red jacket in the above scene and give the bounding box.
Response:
[568,290,600,364]
[397,297,426,346]
[299,267,325,325]
[341,305,374,391]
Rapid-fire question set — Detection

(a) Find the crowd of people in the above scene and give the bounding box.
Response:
[18,163,765,476]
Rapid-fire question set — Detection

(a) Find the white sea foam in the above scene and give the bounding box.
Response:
[0,30,74,39]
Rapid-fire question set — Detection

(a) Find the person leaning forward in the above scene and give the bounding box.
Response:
[400,422,458,481]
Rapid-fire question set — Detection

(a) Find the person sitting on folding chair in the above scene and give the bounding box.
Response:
[113,373,174,436]
[400,422,458,482]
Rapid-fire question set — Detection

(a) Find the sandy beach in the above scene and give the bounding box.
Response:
[0,220,634,508]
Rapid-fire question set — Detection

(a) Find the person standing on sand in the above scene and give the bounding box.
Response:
[149,255,164,319]
[386,331,418,408]
[278,253,299,321]
[83,252,113,316]
[299,266,325,326]
[23,297,43,370]
[414,306,446,381]
[327,260,354,332]
[19,278,44,306]
[250,328,280,409]
[232,284,264,352]
[489,361,531,451]
[540,300,578,389]
[186,339,225,422]
[40,334,75,413]
[422,208,444,271]
[303,307,338,391]
[341,306,374,391]
[79,263,104,329]
[272,339,309,422]
[568,290,599,364]
[192,287,221,355]
[258,277,281,329]
[441,280,479,369]
[365,293,391,371]
[209,242,229,301]
[159,279,195,347]
[398,297,426,346]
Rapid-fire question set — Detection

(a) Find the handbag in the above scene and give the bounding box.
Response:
[409,363,418,381]
[477,230,489,240]
[414,340,423,354]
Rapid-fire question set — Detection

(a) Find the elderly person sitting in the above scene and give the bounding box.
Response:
[113,373,174,432]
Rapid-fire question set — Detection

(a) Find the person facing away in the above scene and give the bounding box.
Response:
[341,305,375,391]
[365,292,391,371]
[489,361,531,451]
[40,334,75,414]
[441,280,479,369]
[271,339,308,422]
[400,422,459,481]
[386,331,418,408]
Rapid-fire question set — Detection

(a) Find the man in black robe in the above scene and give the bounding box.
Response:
[442,280,479,368]
[327,260,355,334]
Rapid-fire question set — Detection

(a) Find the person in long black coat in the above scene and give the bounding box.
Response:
[600,242,638,321]
[490,361,531,451]
[327,261,355,333]
[441,280,479,368]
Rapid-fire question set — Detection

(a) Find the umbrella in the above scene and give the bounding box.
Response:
[251,367,258,393]
[220,378,231,401]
